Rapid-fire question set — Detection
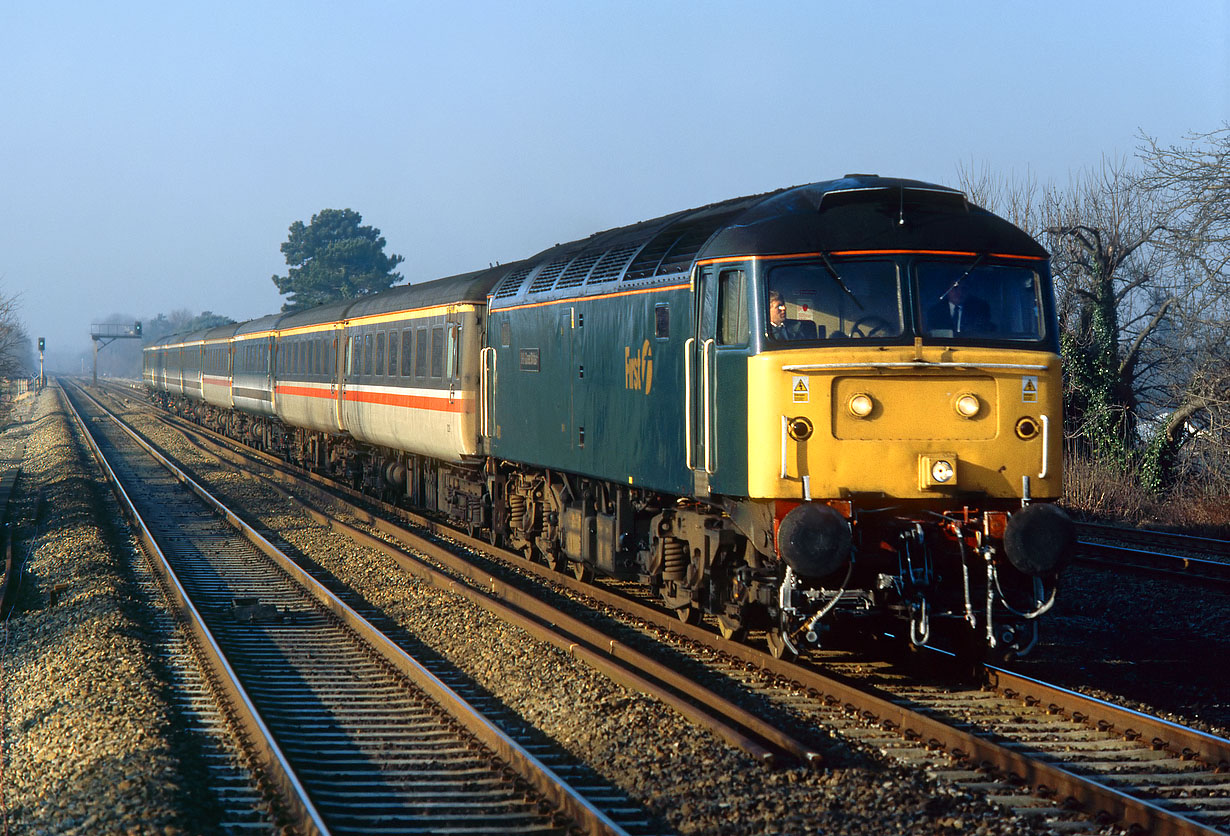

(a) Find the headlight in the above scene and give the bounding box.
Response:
[954,393,980,418]
[848,393,874,418]
[930,459,955,483]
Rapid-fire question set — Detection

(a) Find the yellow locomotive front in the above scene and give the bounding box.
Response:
[744,250,1072,659]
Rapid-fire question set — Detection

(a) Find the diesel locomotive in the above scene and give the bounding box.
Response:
[144,175,1073,660]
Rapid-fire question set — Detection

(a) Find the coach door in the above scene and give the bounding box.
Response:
[689,267,719,493]
[334,330,348,432]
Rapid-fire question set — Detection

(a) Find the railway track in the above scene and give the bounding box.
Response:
[1076,522,1230,591]
[96,382,1230,836]
[64,382,638,836]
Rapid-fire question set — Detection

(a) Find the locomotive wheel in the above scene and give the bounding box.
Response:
[571,561,593,582]
[717,615,746,642]
[675,605,702,625]
[765,628,797,661]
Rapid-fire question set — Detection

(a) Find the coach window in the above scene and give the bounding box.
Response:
[362,333,373,376]
[387,332,398,376]
[431,326,444,378]
[446,324,460,379]
[401,330,413,376]
[415,328,428,378]
[346,336,355,375]
[717,269,749,345]
[375,332,385,376]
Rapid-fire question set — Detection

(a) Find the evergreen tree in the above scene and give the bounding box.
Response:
[272,209,404,311]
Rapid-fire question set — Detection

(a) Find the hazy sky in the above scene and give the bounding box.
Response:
[2,1,1226,368]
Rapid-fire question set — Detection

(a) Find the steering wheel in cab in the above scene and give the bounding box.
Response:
[849,314,892,338]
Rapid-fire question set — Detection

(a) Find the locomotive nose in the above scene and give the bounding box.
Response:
[1003,503,1074,576]
[777,503,852,579]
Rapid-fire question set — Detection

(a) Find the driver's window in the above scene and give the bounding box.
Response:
[766,261,901,341]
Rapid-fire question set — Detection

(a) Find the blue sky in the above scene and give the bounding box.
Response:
[1,1,1226,367]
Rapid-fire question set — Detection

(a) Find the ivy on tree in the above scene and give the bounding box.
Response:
[272,209,404,311]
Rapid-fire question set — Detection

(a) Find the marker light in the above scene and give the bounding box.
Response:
[848,393,874,418]
[1016,417,1040,440]
[930,460,955,483]
[954,393,981,418]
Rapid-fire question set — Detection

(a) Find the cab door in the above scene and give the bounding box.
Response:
[689,268,719,494]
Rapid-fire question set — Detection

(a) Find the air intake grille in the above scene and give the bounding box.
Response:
[623,209,742,281]
[556,250,603,289]
[492,264,533,299]
[528,254,572,293]
[587,242,641,284]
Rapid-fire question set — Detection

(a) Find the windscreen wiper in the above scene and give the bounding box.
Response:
[819,252,864,311]
[940,253,987,299]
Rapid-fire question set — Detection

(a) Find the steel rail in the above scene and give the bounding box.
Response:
[985,666,1230,771]
[1076,539,1230,591]
[137,393,1229,836]
[157,409,822,765]
[62,386,332,836]
[1077,522,1230,557]
[70,382,630,836]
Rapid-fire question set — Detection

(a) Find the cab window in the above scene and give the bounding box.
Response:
[717,269,748,346]
[766,261,901,342]
[916,261,1045,341]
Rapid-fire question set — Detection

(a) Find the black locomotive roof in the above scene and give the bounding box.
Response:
[486,176,1047,310]
[153,176,1046,343]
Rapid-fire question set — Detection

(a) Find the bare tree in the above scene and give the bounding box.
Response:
[1042,159,1173,466]
[1136,126,1230,491]
[0,286,32,380]
[957,155,1216,493]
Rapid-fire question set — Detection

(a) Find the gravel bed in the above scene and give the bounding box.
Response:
[1013,565,1230,737]
[111,400,1104,836]
[0,387,235,835]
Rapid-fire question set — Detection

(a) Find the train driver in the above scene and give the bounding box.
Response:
[767,290,819,341]
[926,283,993,335]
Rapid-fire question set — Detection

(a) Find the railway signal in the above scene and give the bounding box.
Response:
[89,322,144,386]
